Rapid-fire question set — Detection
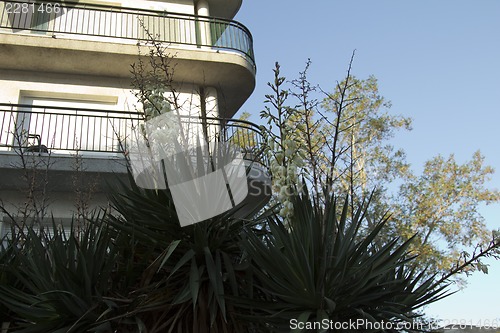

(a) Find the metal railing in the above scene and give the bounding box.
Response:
[184,114,268,166]
[0,0,255,67]
[0,103,143,153]
[0,103,267,166]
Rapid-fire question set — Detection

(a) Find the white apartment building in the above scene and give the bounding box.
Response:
[0,0,270,231]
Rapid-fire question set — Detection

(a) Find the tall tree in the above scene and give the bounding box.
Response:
[392,152,500,278]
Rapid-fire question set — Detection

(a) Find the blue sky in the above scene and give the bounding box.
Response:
[236,0,500,323]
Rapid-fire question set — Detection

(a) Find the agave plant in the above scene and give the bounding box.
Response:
[235,188,451,332]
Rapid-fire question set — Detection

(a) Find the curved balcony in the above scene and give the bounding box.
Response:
[0,103,271,214]
[0,0,254,67]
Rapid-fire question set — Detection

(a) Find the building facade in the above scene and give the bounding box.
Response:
[0,0,269,232]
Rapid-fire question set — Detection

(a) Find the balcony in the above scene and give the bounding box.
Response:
[0,0,256,116]
[0,0,254,65]
[0,103,271,214]
[0,103,265,156]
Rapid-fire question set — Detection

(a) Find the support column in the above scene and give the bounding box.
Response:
[197,0,210,17]
[196,0,212,46]
[199,86,219,143]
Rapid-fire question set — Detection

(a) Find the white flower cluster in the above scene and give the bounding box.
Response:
[138,89,181,157]
[147,114,181,158]
[265,133,306,220]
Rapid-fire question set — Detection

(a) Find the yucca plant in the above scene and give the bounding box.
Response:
[0,175,455,332]
[235,188,451,332]
[0,220,140,333]
[103,171,264,333]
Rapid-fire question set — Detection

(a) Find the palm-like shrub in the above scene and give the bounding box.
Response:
[0,176,455,332]
[102,174,261,333]
[236,189,450,332]
[0,175,260,333]
[0,222,129,332]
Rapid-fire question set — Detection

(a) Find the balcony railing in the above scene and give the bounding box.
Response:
[0,103,267,166]
[0,0,255,67]
[0,103,143,154]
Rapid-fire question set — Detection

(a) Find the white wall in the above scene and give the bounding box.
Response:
[0,69,216,114]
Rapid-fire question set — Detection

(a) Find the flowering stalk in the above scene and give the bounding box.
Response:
[260,63,306,220]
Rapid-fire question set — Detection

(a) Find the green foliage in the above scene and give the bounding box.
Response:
[392,151,500,275]
[321,74,412,194]
[0,174,261,333]
[0,172,460,332]
[101,173,260,333]
[236,188,450,332]
[0,222,129,332]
